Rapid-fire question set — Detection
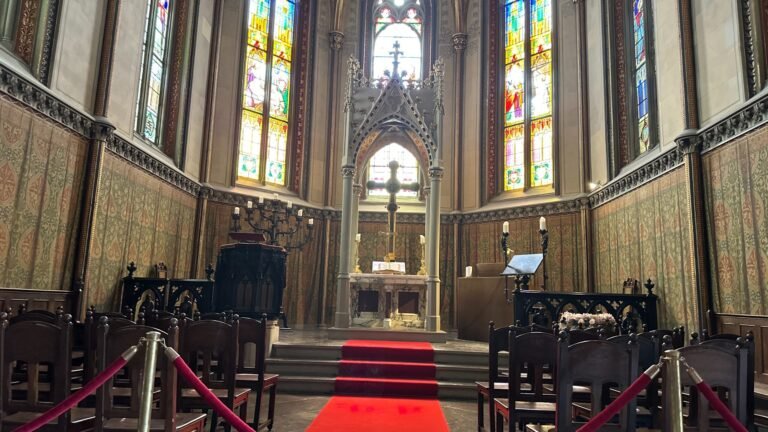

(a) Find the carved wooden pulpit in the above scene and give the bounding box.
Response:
[214,242,287,322]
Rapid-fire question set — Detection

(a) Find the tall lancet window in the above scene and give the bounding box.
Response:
[367,143,420,199]
[238,0,297,186]
[503,0,554,192]
[631,0,652,154]
[371,1,424,81]
[135,0,172,145]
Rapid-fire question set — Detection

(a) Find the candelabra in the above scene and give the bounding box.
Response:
[230,196,314,250]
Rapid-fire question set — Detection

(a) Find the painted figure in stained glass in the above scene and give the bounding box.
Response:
[372,1,423,81]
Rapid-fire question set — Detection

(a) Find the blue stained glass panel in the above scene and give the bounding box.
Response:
[505,0,525,65]
[633,0,646,67]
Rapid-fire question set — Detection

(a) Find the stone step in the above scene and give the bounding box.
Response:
[275,376,476,400]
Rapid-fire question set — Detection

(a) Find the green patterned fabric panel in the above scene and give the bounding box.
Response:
[592,168,696,331]
[704,126,768,315]
[86,153,197,311]
[0,96,87,291]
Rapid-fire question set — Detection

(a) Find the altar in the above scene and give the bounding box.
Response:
[350,273,427,329]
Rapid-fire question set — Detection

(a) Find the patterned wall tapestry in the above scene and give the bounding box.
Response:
[704,126,768,316]
[460,213,583,293]
[0,96,87,291]
[86,153,197,310]
[592,168,696,331]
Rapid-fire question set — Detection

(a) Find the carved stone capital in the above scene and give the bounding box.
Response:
[451,33,468,51]
[91,116,115,142]
[341,165,356,178]
[352,183,363,197]
[675,129,700,155]
[428,167,444,179]
[329,31,345,50]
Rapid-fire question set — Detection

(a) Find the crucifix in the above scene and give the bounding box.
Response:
[389,41,403,78]
[366,160,419,262]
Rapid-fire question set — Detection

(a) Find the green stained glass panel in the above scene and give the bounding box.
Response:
[269,57,291,121]
[530,0,551,54]
[273,0,295,61]
[505,0,525,65]
[239,110,263,180]
[266,120,288,184]
[247,0,270,50]
[504,124,525,191]
[243,48,267,113]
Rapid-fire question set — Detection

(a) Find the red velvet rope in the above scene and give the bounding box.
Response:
[13,346,137,432]
[694,380,748,432]
[575,367,655,432]
[166,347,255,432]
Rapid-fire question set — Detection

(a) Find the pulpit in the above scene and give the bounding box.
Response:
[214,242,287,321]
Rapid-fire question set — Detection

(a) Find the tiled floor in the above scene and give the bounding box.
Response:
[242,393,478,431]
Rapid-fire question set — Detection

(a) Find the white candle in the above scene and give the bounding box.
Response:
[258,196,264,204]
[246,200,253,209]
[419,234,425,245]
[539,216,547,231]
[273,193,279,201]
[297,209,303,217]
[233,207,240,215]
[308,218,314,226]
[356,233,361,242]
[465,266,473,277]
[502,221,509,234]
[286,201,293,209]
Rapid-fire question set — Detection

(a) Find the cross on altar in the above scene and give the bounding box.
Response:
[366,160,420,261]
[389,41,403,78]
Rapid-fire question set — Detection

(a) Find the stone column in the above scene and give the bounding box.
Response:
[324,29,345,206]
[0,0,17,45]
[350,183,362,269]
[335,166,356,328]
[426,168,443,332]
[676,131,710,333]
[423,185,431,273]
[451,33,467,210]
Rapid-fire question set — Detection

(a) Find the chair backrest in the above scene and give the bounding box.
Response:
[508,331,557,404]
[95,318,179,430]
[488,322,530,385]
[237,316,267,377]
[84,312,135,382]
[179,317,239,401]
[700,335,754,427]
[608,333,658,370]
[9,309,62,325]
[555,333,638,432]
[565,328,602,344]
[663,343,750,430]
[1,316,73,431]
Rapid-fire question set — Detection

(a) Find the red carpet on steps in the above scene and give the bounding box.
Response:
[306,396,449,432]
[335,340,438,398]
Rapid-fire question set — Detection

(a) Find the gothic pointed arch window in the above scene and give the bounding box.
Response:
[366,143,420,199]
[498,0,555,192]
[362,0,434,82]
[135,0,172,145]
[237,0,302,187]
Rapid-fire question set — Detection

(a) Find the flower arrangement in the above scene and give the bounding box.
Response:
[559,312,617,330]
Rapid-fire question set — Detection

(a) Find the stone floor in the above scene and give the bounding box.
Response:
[241,393,477,431]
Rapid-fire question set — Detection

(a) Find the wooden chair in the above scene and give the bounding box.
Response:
[476,322,527,432]
[83,311,135,384]
[9,308,64,324]
[565,328,602,344]
[1,315,95,431]
[700,334,755,428]
[494,331,557,432]
[235,316,278,431]
[528,333,639,432]
[662,342,751,431]
[606,333,660,427]
[178,317,250,432]
[94,318,206,431]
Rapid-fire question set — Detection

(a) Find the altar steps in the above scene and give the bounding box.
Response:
[266,342,488,400]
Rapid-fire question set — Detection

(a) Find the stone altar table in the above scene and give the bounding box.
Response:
[350,273,427,329]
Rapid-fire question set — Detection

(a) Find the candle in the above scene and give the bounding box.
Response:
[273,193,279,201]
[356,233,361,242]
[308,218,314,226]
[246,200,253,209]
[258,196,264,204]
[465,266,473,277]
[286,201,293,209]
[297,209,303,217]
[419,234,425,245]
[539,216,547,231]
[233,207,240,215]
[502,221,509,234]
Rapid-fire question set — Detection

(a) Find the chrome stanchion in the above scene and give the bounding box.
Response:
[664,350,684,432]
[137,331,161,432]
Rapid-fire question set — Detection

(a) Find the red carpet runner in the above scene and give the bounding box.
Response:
[307,340,449,431]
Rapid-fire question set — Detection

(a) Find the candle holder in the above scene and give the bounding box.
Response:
[500,231,511,260]
[230,197,314,250]
[353,238,362,274]
[417,240,427,275]
[539,228,549,290]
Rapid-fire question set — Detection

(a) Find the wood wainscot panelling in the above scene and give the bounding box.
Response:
[0,95,87,292]
[0,288,74,315]
[714,313,768,385]
[459,212,583,293]
[86,152,198,311]
[591,167,696,332]
[703,124,768,316]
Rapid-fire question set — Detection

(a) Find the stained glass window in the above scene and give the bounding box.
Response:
[135,0,171,145]
[368,143,420,198]
[503,0,554,191]
[237,0,297,185]
[633,0,651,153]
[372,2,424,81]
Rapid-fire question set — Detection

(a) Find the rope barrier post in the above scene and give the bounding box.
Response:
[138,331,161,432]
[664,349,684,432]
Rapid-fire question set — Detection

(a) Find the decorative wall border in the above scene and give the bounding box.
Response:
[589,147,684,208]
[699,90,768,154]
[740,0,759,97]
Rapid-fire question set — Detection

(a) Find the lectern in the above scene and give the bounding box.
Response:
[214,242,287,322]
